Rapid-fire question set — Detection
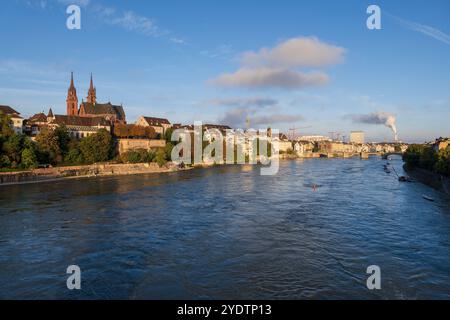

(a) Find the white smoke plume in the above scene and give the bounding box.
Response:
[349,112,398,141]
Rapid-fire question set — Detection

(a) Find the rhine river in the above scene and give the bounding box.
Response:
[0,157,450,299]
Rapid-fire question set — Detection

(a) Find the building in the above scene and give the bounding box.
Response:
[24,112,48,137]
[350,131,365,144]
[66,72,126,124]
[297,135,331,142]
[26,108,110,139]
[318,141,357,154]
[79,102,126,124]
[136,116,172,136]
[48,113,111,139]
[0,105,24,134]
[294,141,315,154]
[433,138,450,152]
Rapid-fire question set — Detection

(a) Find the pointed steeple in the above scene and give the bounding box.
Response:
[86,73,97,104]
[89,73,94,90]
[67,72,78,116]
[70,71,75,89]
[47,107,54,118]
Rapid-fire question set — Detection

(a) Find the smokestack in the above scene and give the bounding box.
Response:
[350,111,398,142]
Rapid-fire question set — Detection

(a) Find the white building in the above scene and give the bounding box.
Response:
[297,135,331,142]
[350,131,365,144]
[0,105,24,134]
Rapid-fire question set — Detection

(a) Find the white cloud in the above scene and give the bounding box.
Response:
[240,36,345,68]
[57,0,90,7]
[218,107,303,128]
[109,10,165,38]
[389,13,450,46]
[210,36,344,90]
[200,44,233,59]
[208,97,278,108]
[211,67,329,89]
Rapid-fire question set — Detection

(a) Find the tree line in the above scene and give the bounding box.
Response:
[403,143,450,177]
[0,112,176,171]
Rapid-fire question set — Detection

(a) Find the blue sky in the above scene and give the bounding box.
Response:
[0,0,449,142]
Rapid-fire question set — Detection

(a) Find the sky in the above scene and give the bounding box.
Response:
[0,0,449,143]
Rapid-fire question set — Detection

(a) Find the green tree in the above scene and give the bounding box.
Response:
[36,126,61,164]
[154,148,167,167]
[21,148,38,169]
[79,129,114,164]
[3,134,25,166]
[164,127,174,143]
[64,140,83,164]
[435,147,450,177]
[0,155,11,168]
[0,112,14,138]
[54,125,71,157]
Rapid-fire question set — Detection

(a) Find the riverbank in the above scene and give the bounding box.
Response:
[0,154,383,186]
[0,162,191,186]
[404,165,450,195]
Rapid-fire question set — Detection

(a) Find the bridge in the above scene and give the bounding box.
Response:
[381,152,403,159]
[359,152,403,159]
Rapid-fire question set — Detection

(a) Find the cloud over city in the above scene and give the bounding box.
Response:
[208,97,278,108]
[211,68,329,90]
[240,36,345,68]
[218,107,303,128]
[210,36,345,90]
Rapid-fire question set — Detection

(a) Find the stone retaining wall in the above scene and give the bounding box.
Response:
[0,162,175,185]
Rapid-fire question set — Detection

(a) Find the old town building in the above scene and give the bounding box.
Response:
[136,116,171,135]
[0,105,24,134]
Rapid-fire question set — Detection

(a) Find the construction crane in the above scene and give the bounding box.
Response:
[289,126,312,140]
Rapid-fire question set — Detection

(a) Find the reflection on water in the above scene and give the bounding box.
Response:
[0,157,450,299]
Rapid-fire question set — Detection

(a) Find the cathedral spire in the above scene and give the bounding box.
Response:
[86,73,97,104]
[89,73,94,90]
[66,72,78,116]
[70,72,75,88]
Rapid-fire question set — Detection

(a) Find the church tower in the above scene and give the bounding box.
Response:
[86,73,97,104]
[66,72,78,116]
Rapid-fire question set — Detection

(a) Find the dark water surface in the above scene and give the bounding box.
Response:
[1,157,450,299]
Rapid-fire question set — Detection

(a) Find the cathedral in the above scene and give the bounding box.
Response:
[66,72,126,124]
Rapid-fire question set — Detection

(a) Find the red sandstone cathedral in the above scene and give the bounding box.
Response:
[66,72,126,124]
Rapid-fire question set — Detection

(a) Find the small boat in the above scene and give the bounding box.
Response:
[398,176,412,182]
[385,169,391,174]
[422,195,435,202]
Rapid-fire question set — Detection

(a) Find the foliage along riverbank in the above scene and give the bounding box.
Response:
[403,143,450,194]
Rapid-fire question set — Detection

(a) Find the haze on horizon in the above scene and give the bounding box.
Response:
[0,0,449,143]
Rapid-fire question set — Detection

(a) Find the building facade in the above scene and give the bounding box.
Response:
[136,116,172,135]
[0,105,24,134]
[350,131,365,144]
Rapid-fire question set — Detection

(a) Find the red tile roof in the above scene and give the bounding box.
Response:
[0,105,20,115]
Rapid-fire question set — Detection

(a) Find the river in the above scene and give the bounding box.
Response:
[0,157,449,299]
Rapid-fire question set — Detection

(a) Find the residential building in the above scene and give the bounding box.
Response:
[0,105,24,134]
[136,116,171,136]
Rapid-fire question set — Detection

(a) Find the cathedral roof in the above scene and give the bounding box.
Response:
[82,102,125,120]
[52,115,110,127]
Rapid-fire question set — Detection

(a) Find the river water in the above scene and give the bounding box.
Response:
[0,157,449,299]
